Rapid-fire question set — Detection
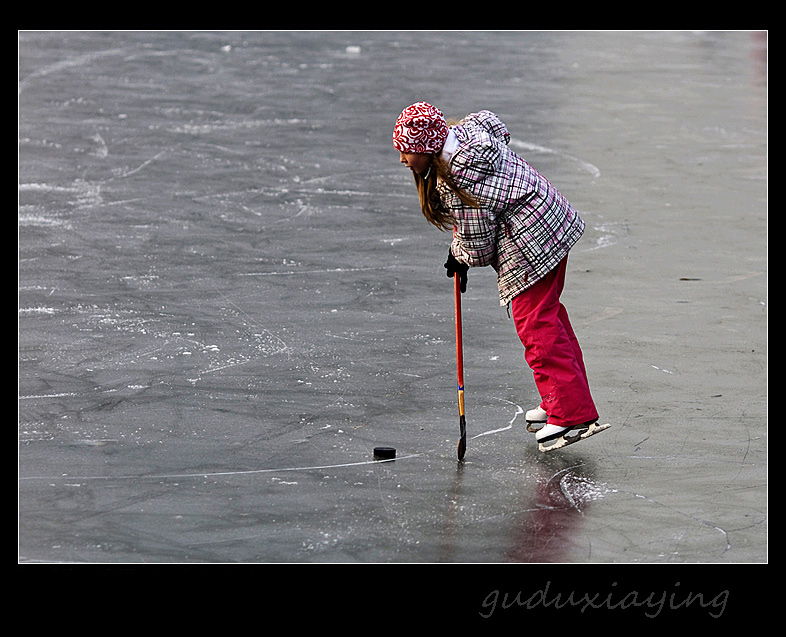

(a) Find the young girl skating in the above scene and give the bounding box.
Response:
[393,101,609,452]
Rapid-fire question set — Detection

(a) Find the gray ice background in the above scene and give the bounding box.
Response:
[19,30,766,566]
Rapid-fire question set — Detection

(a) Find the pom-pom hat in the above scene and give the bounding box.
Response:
[393,101,449,154]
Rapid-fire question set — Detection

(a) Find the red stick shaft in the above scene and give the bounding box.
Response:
[453,228,465,418]
[454,272,464,393]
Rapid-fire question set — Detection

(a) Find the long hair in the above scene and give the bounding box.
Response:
[413,154,479,231]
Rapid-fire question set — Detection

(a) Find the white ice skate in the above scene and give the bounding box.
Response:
[535,420,611,453]
[525,406,548,433]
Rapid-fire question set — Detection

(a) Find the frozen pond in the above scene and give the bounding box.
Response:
[19,29,766,584]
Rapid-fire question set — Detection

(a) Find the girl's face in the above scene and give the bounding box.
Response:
[399,151,432,175]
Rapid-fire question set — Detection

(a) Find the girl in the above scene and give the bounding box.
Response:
[393,101,609,452]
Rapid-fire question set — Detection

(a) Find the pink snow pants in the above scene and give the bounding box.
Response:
[510,256,598,428]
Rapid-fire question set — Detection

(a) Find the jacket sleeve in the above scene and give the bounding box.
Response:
[446,140,503,268]
[450,205,497,268]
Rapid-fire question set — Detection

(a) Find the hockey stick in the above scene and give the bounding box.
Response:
[453,233,467,461]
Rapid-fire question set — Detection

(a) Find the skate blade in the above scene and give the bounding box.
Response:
[538,422,611,453]
[526,421,546,433]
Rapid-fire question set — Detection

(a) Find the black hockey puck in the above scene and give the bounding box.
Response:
[373,446,396,460]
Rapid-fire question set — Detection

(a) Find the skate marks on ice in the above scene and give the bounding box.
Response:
[17,452,420,483]
[479,399,612,455]
[467,398,524,440]
[472,405,735,559]
[18,397,592,489]
[18,398,523,483]
[508,138,601,180]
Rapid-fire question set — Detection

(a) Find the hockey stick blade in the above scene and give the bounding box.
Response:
[457,414,467,460]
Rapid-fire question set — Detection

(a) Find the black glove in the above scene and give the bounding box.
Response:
[444,249,468,293]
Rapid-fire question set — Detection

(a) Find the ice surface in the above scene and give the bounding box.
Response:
[19,31,766,574]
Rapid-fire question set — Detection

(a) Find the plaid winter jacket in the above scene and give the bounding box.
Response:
[439,111,585,306]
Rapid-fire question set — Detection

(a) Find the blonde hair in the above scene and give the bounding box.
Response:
[413,154,479,231]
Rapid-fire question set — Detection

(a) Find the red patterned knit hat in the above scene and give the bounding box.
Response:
[393,101,449,154]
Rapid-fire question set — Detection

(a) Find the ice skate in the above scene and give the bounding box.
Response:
[525,406,547,433]
[535,420,611,453]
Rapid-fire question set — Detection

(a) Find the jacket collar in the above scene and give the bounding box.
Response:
[440,128,459,163]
